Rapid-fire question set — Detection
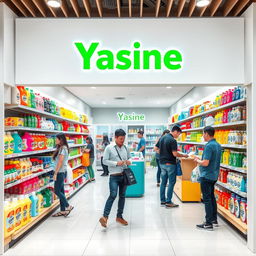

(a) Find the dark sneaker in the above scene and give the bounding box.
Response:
[212,220,219,227]
[165,203,179,208]
[196,222,213,231]
[161,202,166,206]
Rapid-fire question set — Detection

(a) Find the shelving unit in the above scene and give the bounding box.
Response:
[5,104,90,126]
[5,126,89,136]
[170,93,248,235]
[68,154,83,160]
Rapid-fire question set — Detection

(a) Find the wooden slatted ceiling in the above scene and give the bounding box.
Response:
[2,0,254,18]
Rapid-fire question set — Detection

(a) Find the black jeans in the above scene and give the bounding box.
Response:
[200,177,217,224]
[101,156,109,175]
[54,172,69,211]
[103,175,127,218]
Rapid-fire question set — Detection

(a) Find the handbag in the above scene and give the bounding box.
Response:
[82,152,90,167]
[176,159,183,176]
[114,146,137,186]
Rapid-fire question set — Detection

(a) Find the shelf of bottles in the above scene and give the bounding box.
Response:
[127,125,144,152]
[171,86,248,234]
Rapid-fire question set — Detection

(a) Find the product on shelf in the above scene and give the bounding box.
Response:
[171,86,246,123]
[12,86,89,124]
[69,157,82,169]
[12,132,23,153]
[221,150,247,168]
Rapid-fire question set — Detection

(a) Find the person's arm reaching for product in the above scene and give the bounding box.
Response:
[83,144,91,153]
[194,145,212,167]
[171,140,188,158]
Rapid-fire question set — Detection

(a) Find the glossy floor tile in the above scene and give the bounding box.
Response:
[4,168,254,256]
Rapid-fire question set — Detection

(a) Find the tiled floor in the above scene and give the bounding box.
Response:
[5,168,254,256]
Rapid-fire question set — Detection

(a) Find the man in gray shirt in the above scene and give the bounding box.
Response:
[99,129,132,228]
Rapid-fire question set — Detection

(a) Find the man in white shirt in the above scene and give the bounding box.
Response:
[99,129,132,228]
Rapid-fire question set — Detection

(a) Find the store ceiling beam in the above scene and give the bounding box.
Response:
[20,0,37,17]
[10,0,30,17]
[96,0,103,17]
[166,0,173,17]
[82,0,91,17]
[210,0,222,16]
[3,0,23,16]
[117,0,121,17]
[140,0,143,17]
[70,0,81,17]
[155,0,161,17]
[128,0,132,17]
[48,5,58,17]
[233,0,250,16]
[177,0,185,17]
[188,0,195,17]
[32,0,47,17]
[223,0,238,16]
[60,0,69,17]
[198,5,207,16]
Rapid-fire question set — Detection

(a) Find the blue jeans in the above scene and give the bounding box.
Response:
[160,164,177,203]
[156,158,161,183]
[103,175,127,218]
[54,172,69,211]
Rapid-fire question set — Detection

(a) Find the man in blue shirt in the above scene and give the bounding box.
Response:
[195,126,222,231]
[137,131,146,157]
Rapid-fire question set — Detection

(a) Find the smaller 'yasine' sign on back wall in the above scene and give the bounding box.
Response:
[15,19,244,85]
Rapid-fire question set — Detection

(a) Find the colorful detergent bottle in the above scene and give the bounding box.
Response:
[24,195,32,223]
[4,199,15,238]
[12,86,21,105]
[36,192,44,213]
[30,90,36,108]
[17,86,28,106]
[11,197,23,231]
[7,132,14,154]
[4,132,9,155]
[29,192,39,217]
[22,132,33,152]
[25,88,31,108]
[12,132,23,153]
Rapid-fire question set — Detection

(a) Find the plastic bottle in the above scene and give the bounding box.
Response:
[30,90,36,109]
[17,86,28,106]
[25,88,31,108]
[29,192,39,217]
[11,197,23,231]
[229,193,236,214]
[4,133,9,155]
[36,192,44,213]
[42,189,52,208]
[12,132,22,154]
[22,132,33,152]
[12,86,21,105]
[4,200,15,238]
[240,199,247,223]
[234,195,241,218]
[6,132,14,154]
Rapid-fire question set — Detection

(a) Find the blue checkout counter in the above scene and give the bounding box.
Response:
[126,152,145,197]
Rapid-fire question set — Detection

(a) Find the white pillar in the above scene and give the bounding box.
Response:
[0,3,4,255]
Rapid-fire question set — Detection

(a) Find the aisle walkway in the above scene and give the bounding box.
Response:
[5,169,254,256]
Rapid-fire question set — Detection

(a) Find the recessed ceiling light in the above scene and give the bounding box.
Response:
[46,0,62,8]
[102,101,106,105]
[91,87,97,89]
[166,86,172,89]
[196,0,211,7]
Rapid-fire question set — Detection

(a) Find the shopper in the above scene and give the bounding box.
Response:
[156,125,188,208]
[137,130,146,157]
[52,133,74,217]
[194,126,222,231]
[83,136,95,181]
[99,129,131,228]
[154,129,170,187]
[100,135,110,176]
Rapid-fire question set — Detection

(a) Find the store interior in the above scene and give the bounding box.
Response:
[2,83,252,256]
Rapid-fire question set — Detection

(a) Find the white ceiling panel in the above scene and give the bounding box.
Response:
[66,86,193,108]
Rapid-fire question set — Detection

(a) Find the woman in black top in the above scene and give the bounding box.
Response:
[100,135,110,176]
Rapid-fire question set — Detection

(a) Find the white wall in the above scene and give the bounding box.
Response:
[15,18,244,85]
[36,87,92,121]
[92,108,169,124]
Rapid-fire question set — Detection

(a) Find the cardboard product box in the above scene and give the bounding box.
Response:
[180,158,198,180]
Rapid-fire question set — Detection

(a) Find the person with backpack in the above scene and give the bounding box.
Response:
[99,129,131,228]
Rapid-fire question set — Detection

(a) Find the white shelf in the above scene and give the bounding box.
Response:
[66,173,86,185]
[5,104,90,126]
[68,154,83,160]
[70,164,83,171]
[181,121,247,132]
[5,126,89,136]
[4,148,56,159]
[216,181,247,198]
[4,168,54,189]
[220,164,247,174]
[177,141,247,149]
[69,143,86,148]
[171,98,246,125]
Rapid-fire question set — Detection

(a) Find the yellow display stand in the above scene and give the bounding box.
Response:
[174,158,201,202]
